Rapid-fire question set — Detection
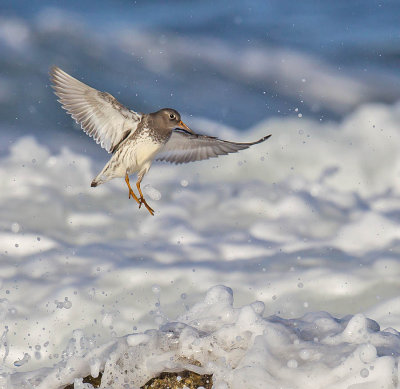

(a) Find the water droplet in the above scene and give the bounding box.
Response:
[64,298,72,309]
[299,349,311,360]
[143,185,161,201]
[11,223,20,233]
[14,353,31,367]
[360,368,369,378]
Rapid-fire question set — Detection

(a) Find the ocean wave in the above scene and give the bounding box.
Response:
[0,102,400,381]
[1,7,399,137]
[1,3,400,387]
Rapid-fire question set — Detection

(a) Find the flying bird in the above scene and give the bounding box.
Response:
[50,66,271,216]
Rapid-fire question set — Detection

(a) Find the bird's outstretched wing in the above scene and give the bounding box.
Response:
[50,66,141,153]
[156,130,271,164]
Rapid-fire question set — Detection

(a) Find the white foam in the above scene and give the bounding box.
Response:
[1,102,400,387]
[7,286,399,388]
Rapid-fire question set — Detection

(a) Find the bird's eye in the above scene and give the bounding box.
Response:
[169,113,175,120]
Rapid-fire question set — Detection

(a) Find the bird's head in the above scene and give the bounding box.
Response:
[151,108,194,133]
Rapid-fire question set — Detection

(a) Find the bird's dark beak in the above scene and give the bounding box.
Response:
[178,120,195,134]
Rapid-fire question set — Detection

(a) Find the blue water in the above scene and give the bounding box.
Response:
[0,0,399,152]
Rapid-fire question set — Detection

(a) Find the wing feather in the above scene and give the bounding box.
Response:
[156,131,271,164]
[50,66,142,153]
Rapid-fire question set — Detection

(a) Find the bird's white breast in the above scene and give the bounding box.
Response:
[124,129,163,174]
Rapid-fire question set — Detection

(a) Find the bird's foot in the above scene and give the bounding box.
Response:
[139,197,155,216]
[127,188,154,215]
[128,189,140,205]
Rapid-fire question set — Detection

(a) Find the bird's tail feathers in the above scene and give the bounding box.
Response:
[91,173,110,188]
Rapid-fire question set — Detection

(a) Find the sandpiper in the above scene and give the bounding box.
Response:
[50,66,271,216]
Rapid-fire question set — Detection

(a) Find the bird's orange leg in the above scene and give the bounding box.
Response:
[125,174,140,205]
[136,178,155,216]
